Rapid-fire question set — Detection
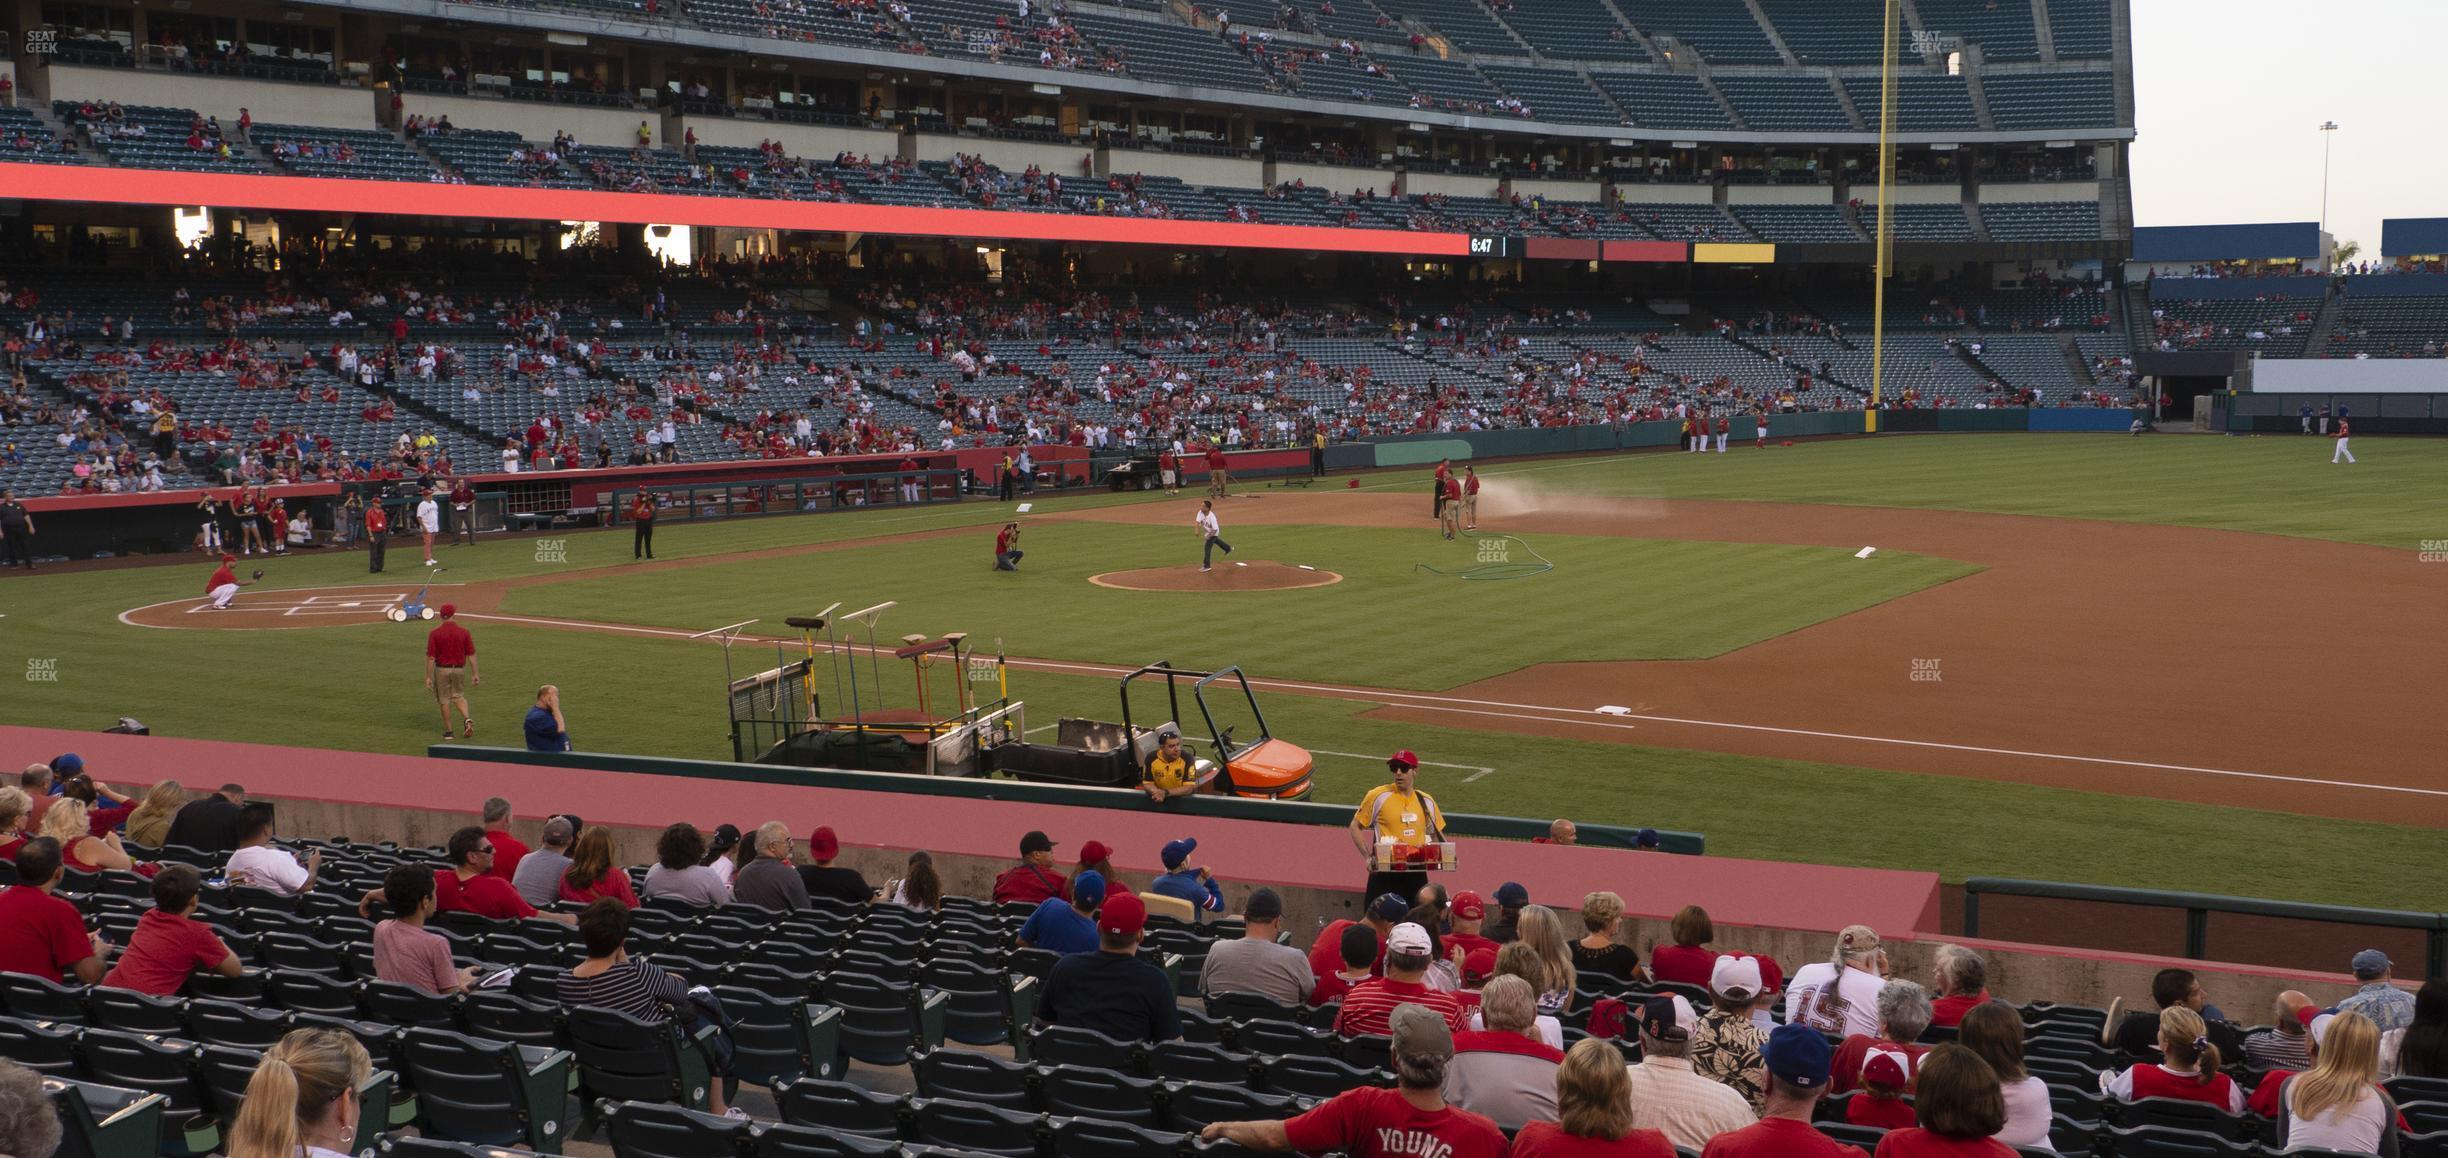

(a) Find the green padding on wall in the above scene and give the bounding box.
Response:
[1375,439,1477,467]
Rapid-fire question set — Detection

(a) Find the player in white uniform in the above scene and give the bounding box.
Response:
[1195,500,1233,572]
[416,490,442,565]
[2332,418,2354,464]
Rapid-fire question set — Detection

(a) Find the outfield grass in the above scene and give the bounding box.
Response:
[5,433,2443,909]
[502,522,1977,688]
[1366,434,2448,550]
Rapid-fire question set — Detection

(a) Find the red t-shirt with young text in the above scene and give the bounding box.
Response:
[1282,1087,1507,1158]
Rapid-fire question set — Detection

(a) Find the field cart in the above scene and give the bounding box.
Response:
[988,662,1314,800]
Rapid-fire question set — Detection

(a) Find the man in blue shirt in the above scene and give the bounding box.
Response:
[523,685,571,753]
[1149,837,1223,916]
[1017,868,1104,955]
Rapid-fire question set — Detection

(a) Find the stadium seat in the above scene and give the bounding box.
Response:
[73,1027,222,1156]
[1148,1040,1258,1084]
[49,1076,169,1158]
[2390,1077,2448,1105]
[564,1005,722,1136]
[1029,1025,1145,1072]
[750,1121,903,1158]
[363,978,461,1028]
[268,971,367,1018]
[773,1076,908,1137]
[2099,1124,2256,1157]
[602,1099,751,1158]
[0,972,89,1018]
[1341,1032,1394,1069]
[924,959,1035,1049]
[913,1048,1035,1110]
[461,989,565,1049]
[2108,1097,2256,1143]
[820,972,946,1065]
[0,1014,80,1076]
[1207,991,1307,1024]
[1051,1116,1189,1158]
[1038,1063,1164,1127]
[401,1026,575,1151]
[712,986,844,1087]
[86,987,185,1036]
[1232,1019,1339,1061]
[907,1096,1046,1158]
[1264,1053,1387,1099]
[1162,1083,1307,1130]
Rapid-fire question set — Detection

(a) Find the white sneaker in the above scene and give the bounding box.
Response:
[1200,565,1212,572]
[425,559,437,567]
[722,1107,749,1121]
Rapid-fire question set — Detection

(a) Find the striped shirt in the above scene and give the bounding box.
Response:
[1333,977,1469,1037]
[557,957,690,1023]
[1621,1055,1759,1152]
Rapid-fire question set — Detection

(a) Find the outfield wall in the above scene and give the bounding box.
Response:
[0,724,2410,1020]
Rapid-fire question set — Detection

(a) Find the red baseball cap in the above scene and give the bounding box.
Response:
[1078,840,1113,867]
[1462,947,1498,984]
[1388,750,1419,770]
[221,554,236,563]
[1098,891,1147,937]
[809,825,840,860]
[439,603,457,618]
[1451,890,1486,920]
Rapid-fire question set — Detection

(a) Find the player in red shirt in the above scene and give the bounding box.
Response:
[1203,1004,1507,1158]
[365,502,390,573]
[203,552,255,610]
[424,603,479,739]
[994,522,1024,571]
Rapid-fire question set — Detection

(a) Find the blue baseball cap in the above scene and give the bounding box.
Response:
[1494,882,1529,909]
[1161,837,1197,869]
[50,753,83,776]
[1764,1023,1833,1088]
[1368,893,1409,922]
[1634,828,1661,849]
[1072,870,1106,907]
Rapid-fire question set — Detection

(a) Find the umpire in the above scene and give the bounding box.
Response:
[0,488,34,572]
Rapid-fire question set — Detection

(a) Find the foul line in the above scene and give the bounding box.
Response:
[1312,748,1498,783]
[120,598,2448,803]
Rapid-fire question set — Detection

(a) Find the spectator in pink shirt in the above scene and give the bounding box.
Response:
[372,864,480,997]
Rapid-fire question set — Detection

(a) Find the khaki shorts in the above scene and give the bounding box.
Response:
[434,666,469,701]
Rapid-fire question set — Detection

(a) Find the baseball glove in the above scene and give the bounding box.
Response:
[250,568,265,580]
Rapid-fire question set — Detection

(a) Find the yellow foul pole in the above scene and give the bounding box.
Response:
[1867,0,1900,433]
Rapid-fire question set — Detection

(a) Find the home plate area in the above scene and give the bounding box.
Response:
[195,592,410,618]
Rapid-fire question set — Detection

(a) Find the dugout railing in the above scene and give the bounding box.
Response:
[1962,877,2448,982]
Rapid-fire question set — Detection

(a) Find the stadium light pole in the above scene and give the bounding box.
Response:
[2318,121,2339,259]
[1867,0,1901,431]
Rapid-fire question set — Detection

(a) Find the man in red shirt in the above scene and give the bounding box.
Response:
[1439,474,1463,539]
[991,830,1070,904]
[1158,448,1179,494]
[1308,892,1406,982]
[1446,891,1501,961]
[630,493,656,560]
[1432,458,1451,519]
[365,827,573,926]
[1701,1025,1866,1158]
[1828,982,1932,1094]
[425,603,479,740]
[450,478,477,546]
[204,552,253,610]
[1335,922,1471,1037]
[365,501,389,573]
[0,838,110,984]
[99,864,243,996]
[899,456,922,503]
[1204,444,1230,498]
[481,797,529,883]
[1204,1003,1506,1158]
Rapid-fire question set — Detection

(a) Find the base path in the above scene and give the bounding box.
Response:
[120,489,2448,828]
[1089,560,1343,591]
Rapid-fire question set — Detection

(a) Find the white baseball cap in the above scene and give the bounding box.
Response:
[1711,954,1764,1001]
[1387,922,1432,956]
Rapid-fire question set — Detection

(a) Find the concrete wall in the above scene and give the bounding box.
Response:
[1978,181,2102,204]
[47,65,379,130]
[404,91,651,148]
[1105,148,1264,190]
[1275,160,1392,197]
[1402,170,1501,199]
[908,133,1092,175]
[1728,184,1841,206]
[678,116,900,160]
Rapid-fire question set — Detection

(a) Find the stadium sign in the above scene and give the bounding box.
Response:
[1468,235,1516,257]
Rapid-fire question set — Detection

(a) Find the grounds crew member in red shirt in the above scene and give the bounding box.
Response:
[1462,467,1480,531]
[995,522,1023,571]
[1203,1002,1507,1158]
[204,553,255,610]
[364,501,389,573]
[450,477,477,546]
[1701,1024,1867,1158]
[1439,474,1464,539]
[1205,444,1231,497]
[1158,448,1180,494]
[1432,458,1452,519]
[992,829,1071,904]
[425,603,479,740]
[630,492,656,560]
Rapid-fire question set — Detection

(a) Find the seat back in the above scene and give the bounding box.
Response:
[823,973,922,1066]
[87,987,186,1036]
[1039,1064,1160,1126]
[602,1099,751,1158]
[0,971,90,1019]
[913,1048,1034,1110]
[1264,1053,1384,1099]
[1162,1083,1303,1130]
[1029,1024,1140,1071]
[565,1005,708,1111]
[773,1077,907,1138]
[751,1121,901,1158]
[461,990,563,1049]
[1148,1040,1256,1084]
[909,1097,1043,1158]
[1050,1117,1185,1158]
[0,1013,81,1075]
[1206,991,1304,1025]
[363,979,459,1029]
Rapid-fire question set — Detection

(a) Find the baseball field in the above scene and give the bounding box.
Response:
[8,433,2445,909]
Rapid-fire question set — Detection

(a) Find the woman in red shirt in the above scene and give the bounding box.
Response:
[1512,1037,1675,1158]
[558,825,639,908]
[1870,1045,2016,1157]
[1649,905,1719,986]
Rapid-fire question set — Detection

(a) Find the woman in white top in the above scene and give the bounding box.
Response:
[1959,1001,2056,1151]
[224,1027,369,1158]
[700,824,743,888]
[1783,923,1889,1040]
[2277,1011,2399,1156]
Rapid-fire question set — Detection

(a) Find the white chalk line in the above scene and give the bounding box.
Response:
[1311,748,1497,783]
[118,598,2448,804]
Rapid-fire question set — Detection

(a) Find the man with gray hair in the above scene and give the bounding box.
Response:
[1830,979,1932,1094]
[1200,888,1313,1007]
[480,796,529,882]
[1201,1003,1508,1158]
[1443,974,1561,1129]
[1624,993,1756,1149]
[733,822,811,911]
[511,815,576,908]
[1928,943,1991,1028]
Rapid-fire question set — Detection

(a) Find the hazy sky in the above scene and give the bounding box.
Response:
[2128,0,2447,255]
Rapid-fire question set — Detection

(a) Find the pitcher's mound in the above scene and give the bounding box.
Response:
[1089,560,1344,592]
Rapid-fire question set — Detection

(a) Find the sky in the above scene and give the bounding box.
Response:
[2128,0,2448,256]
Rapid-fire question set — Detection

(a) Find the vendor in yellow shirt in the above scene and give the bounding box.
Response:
[1349,749,1444,899]
[1142,729,1197,802]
